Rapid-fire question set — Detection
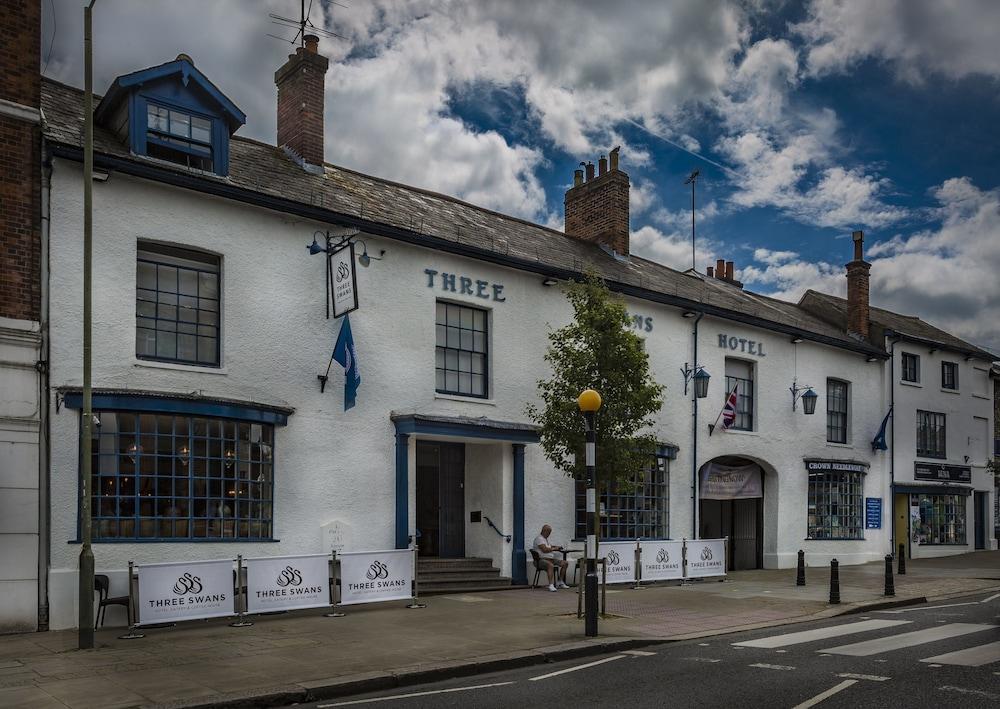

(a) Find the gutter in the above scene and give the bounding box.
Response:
[691,312,704,539]
[47,143,889,361]
[37,148,53,631]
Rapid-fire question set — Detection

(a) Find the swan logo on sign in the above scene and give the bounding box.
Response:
[701,547,713,561]
[656,548,669,564]
[173,573,202,595]
[366,560,389,581]
[336,261,350,283]
[276,566,303,588]
[606,549,621,566]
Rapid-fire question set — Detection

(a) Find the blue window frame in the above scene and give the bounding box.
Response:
[575,455,670,540]
[87,411,274,541]
[144,101,215,172]
[136,242,220,366]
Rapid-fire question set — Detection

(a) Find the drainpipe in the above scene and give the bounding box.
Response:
[691,312,704,539]
[888,332,899,556]
[37,147,52,631]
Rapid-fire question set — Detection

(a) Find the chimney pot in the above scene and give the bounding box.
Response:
[852,230,864,261]
[585,162,595,182]
[846,231,871,340]
[304,34,319,53]
[706,266,714,278]
[609,146,620,171]
[725,261,735,280]
[598,155,607,176]
[716,259,725,278]
[573,169,583,187]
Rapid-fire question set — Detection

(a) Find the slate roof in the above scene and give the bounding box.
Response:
[800,290,996,361]
[40,76,890,358]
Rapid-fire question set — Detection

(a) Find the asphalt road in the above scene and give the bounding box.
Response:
[289,590,1000,709]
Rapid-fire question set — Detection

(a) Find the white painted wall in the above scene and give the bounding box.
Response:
[0,316,41,633]
[41,160,907,629]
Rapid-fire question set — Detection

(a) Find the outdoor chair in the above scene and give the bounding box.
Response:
[529,549,553,588]
[94,573,130,629]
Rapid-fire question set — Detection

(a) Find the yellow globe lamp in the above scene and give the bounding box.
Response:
[577,389,602,413]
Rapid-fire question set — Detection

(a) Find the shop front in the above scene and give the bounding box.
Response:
[894,463,974,558]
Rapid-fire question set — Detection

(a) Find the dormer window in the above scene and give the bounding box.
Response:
[94,54,246,178]
[145,103,214,172]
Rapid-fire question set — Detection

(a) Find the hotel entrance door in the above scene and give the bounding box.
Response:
[416,441,465,558]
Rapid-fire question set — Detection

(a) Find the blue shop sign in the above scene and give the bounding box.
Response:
[424,268,505,302]
[865,497,882,529]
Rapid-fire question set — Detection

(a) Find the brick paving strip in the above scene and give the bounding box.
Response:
[0,553,996,709]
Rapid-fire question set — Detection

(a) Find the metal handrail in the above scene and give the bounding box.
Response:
[483,516,511,543]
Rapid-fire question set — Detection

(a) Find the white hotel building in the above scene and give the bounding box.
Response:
[3,33,996,632]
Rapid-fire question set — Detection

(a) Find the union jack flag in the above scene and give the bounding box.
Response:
[720,384,739,430]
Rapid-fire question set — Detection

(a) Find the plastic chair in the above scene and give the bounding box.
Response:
[94,574,131,628]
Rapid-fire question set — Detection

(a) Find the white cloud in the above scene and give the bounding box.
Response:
[794,0,1000,81]
[631,225,719,273]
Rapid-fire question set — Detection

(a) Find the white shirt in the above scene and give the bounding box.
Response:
[533,534,556,559]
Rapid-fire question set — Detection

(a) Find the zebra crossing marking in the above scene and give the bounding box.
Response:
[732,619,910,648]
[920,640,1000,667]
[821,623,994,657]
[837,673,890,682]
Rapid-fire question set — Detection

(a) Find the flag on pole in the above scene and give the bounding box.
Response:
[871,405,892,452]
[332,314,361,410]
[709,384,740,436]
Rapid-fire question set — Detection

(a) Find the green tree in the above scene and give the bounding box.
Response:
[526,269,664,486]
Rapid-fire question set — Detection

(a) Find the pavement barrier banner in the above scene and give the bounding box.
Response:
[684,538,727,578]
[136,558,234,625]
[245,553,331,614]
[339,549,413,605]
[638,540,685,581]
[601,542,638,584]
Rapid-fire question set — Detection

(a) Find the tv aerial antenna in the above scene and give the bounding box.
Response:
[266,0,348,46]
[684,169,700,271]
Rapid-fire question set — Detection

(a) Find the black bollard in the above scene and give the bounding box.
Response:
[796,549,806,586]
[884,554,895,597]
[829,558,840,604]
[897,544,906,575]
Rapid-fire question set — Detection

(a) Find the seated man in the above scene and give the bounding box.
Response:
[533,524,569,591]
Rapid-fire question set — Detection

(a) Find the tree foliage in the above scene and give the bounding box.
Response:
[526,270,664,485]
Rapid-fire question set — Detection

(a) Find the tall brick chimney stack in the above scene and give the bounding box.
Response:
[0,0,42,322]
[846,230,871,340]
[275,34,329,171]
[564,146,630,256]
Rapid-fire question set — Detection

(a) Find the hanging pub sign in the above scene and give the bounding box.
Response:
[245,554,331,614]
[136,559,234,626]
[913,462,971,483]
[331,243,359,317]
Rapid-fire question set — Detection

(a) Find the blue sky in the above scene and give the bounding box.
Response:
[43,0,1000,350]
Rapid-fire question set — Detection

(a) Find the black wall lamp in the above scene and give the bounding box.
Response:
[681,363,710,398]
[357,240,384,267]
[790,380,818,414]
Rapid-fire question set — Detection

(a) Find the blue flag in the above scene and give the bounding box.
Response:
[332,314,361,410]
[871,406,892,452]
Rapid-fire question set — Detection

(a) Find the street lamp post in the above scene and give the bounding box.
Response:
[577,389,602,637]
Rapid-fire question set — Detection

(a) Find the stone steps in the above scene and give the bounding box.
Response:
[416,556,514,594]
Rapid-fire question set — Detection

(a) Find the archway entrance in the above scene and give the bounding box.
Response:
[699,457,764,570]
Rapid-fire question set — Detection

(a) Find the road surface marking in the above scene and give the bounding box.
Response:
[528,655,625,681]
[837,673,890,682]
[820,623,994,657]
[698,642,710,646]
[938,685,1000,700]
[792,679,857,709]
[750,663,795,671]
[317,682,515,707]
[682,657,721,663]
[775,650,788,653]
[876,602,979,614]
[981,593,1000,603]
[921,640,1000,667]
[926,664,942,667]
[622,650,656,656]
[732,620,910,648]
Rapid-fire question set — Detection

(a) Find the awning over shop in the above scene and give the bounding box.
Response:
[390,413,540,443]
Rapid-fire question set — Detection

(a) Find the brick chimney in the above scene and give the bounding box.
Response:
[706,258,742,288]
[564,146,630,255]
[0,0,42,322]
[846,230,871,340]
[275,34,329,171]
